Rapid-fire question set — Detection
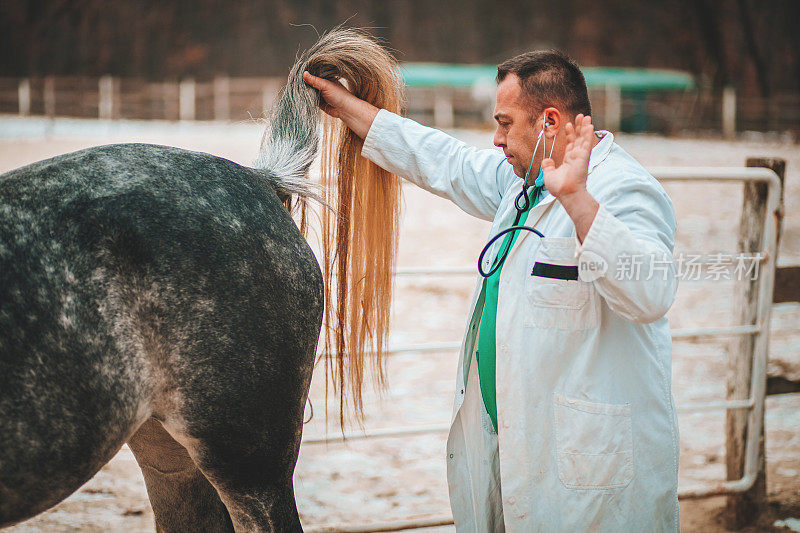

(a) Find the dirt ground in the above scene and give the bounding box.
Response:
[1,117,799,532]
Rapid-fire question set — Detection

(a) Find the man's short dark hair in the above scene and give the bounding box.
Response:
[496,50,592,121]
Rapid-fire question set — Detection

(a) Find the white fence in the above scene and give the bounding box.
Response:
[4,76,800,135]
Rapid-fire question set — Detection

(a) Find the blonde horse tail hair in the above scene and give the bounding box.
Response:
[256,29,404,425]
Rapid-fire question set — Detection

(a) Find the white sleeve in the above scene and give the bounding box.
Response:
[575,174,678,324]
[361,109,517,221]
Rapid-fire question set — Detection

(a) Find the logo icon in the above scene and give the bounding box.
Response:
[578,250,608,282]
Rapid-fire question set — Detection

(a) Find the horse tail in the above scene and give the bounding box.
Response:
[253,34,323,201]
[256,28,404,424]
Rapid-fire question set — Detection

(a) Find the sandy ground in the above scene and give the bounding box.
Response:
[1,117,799,532]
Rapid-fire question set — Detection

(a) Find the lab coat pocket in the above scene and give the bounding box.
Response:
[524,238,597,329]
[553,393,634,490]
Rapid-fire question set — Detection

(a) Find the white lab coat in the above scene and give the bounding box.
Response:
[362,109,680,532]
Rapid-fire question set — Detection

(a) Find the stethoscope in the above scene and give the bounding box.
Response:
[477,121,554,278]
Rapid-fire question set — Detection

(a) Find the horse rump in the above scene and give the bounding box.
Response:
[0,142,323,530]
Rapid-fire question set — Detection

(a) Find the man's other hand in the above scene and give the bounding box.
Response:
[302,71,379,139]
[541,113,594,198]
[302,71,351,119]
[542,114,599,243]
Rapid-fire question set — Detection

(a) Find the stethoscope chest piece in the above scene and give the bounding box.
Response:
[477,182,545,278]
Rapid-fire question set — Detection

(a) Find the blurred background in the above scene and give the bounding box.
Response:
[1,2,799,532]
[0,0,798,136]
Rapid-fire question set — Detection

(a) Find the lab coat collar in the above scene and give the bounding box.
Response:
[589,130,614,173]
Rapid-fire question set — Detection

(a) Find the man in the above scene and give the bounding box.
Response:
[304,49,679,532]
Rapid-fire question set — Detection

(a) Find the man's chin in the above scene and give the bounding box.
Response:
[505,157,525,177]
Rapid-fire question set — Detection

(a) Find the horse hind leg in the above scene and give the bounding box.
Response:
[162,414,305,533]
[127,417,234,533]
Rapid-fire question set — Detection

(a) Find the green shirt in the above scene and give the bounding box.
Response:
[476,187,543,432]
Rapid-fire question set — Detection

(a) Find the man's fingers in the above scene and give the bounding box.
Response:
[565,122,575,145]
[300,72,340,117]
[563,123,576,161]
[580,115,591,134]
[303,71,338,91]
[581,115,594,149]
[573,113,584,138]
[302,71,320,88]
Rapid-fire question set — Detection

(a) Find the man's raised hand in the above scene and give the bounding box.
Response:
[541,114,599,243]
[541,114,595,199]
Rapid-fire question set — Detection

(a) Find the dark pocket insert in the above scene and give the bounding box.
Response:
[531,262,579,281]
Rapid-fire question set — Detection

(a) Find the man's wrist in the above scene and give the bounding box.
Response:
[339,100,380,139]
[557,188,599,243]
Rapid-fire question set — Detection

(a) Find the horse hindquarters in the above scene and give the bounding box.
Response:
[100,145,324,531]
[1,143,322,531]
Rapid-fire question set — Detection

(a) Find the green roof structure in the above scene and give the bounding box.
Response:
[399,63,498,88]
[399,62,695,91]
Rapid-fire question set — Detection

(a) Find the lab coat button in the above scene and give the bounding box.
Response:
[507,496,516,505]
[503,421,510,429]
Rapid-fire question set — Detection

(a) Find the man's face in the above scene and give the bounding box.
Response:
[493,74,542,178]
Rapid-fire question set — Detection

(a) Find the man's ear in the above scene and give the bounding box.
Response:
[543,107,561,138]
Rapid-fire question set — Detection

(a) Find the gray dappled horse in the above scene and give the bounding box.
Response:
[0,30,403,532]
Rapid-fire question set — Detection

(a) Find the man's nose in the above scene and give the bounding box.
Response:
[493,128,505,148]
